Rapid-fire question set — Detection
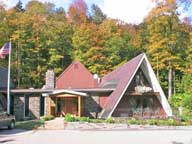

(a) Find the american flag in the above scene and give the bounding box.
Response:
[0,43,10,59]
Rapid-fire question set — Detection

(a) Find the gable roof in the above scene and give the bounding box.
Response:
[56,61,97,89]
[0,67,14,90]
[100,53,172,119]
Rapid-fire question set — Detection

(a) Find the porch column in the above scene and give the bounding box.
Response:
[78,96,81,117]
[48,97,51,115]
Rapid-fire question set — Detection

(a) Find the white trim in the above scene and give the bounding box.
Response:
[143,55,172,116]
[47,89,88,97]
[107,53,172,118]
[107,54,145,118]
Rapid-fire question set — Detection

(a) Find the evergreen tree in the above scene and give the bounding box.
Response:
[15,0,25,12]
[91,4,106,24]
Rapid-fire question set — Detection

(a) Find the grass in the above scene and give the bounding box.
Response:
[63,114,192,126]
[40,115,54,121]
[15,119,45,130]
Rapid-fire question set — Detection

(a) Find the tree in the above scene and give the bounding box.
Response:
[90,4,106,24]
[15,0,25,12]
[185,30,192,74]
[68,0,88,25]
[144,0,190,99]
[72,19,135,76]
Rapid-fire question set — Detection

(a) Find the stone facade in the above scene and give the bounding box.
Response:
[13,95,41,120]
[45,69,55,89]
[83,94,101,118]
[29,96,40,119]
[14,96,24,120]
[44,96,50,116]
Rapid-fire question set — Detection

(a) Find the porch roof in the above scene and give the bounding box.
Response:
[0,88,114,95]
[47,89,88,97]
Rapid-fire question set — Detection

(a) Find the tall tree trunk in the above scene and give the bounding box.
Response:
[17,41,21,88]
[173,70,176,95]
[168,67,172,100]
[156,55,159,79]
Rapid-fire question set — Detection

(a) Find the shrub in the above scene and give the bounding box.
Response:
[148,119,158,125]
[40,115,54,121]
[167,118,175,126]
[106,117,115,123]
[79,117,90,122]
[182,94,192,110]
[64,113,78,122]
[170,94,183,109]
[157,119,166,125]
[89,119,105,123]
[16,120,44,130]
[127,118,137,124]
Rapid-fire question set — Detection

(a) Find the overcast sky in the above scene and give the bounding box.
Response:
[1,0,191,24]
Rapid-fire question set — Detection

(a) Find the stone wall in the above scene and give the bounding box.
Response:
[14,96,24,120]
[83,94,101,118]
[29,96,40,119]
[44,96,49,116]
[14,95,41,120]
[0,93,6,110]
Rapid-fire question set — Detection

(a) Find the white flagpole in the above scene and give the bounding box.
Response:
[7,40,12,114]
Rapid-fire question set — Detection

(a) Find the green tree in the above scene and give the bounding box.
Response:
[15,0,25,12]
[145,0,190,98]
[90,4,106,24]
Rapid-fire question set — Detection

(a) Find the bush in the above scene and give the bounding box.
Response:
[157,119,166,125]
[127,118,137,124]
[89,119,105,123]
[170,93,183,109]
[79,117,90,122]
[147,119,158,125]
[40,115,54,121]
[16,120,44,130]
[64,114,78,122]
[182,94,192,110]
[167,118,175,126]
[106,117,115,123]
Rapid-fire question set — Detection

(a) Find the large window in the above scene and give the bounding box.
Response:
[129,96,154,110]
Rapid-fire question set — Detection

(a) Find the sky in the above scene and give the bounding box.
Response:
[1,0,192,24]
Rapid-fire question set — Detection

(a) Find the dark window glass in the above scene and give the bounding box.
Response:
[136,99,141,108]
[24,95,29,117]
[40,96,44,116]
[143,98,148,108]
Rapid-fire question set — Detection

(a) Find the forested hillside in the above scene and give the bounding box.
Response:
[0,0,191,102]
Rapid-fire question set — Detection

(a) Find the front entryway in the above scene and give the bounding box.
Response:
[49,95,82,117]
[57,97,78,116]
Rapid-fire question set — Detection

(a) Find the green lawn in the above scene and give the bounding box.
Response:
[15,120,45,130]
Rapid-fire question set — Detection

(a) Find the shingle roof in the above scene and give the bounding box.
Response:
[99,53,145,118]
[56,61,97,89]
[0,67,14,90]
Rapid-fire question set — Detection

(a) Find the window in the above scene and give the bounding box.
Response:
[24,95,29,117]
[128,96,154,110]
[136,99,141,108]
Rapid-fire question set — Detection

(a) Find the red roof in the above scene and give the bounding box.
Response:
[100,53,144,118]
[56,61,97,89]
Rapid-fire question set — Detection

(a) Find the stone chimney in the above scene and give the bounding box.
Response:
[45,69,55,89]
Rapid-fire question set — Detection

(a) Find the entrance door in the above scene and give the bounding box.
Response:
[60,97,78,116]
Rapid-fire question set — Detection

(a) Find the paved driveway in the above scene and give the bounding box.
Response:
[0,129,192,144]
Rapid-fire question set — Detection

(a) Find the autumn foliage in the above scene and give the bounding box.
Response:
[0,0,191,98]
